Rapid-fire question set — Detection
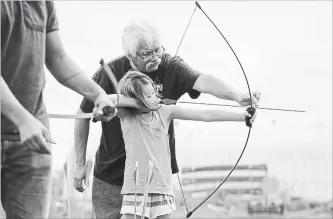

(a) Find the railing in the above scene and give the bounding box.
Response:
[178,164,268,196]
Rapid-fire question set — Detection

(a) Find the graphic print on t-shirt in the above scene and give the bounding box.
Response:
[154,78,163,95]
[146,72,164,98]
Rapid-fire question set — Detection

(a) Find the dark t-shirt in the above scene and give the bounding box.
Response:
[80,54,201,185]
[1,1,59,139]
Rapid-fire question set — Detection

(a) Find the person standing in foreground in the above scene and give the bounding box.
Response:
[73,21,260,219]
[1,1,115,218]
[110,70,257,219]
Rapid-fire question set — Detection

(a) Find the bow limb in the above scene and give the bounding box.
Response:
[186,2,254,217]
[99,59,120,104]
[174,1,254,218]
[92,59,120,122]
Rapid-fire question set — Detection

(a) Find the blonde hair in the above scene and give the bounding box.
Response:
[122,21,161,57]
[119,70,161,110]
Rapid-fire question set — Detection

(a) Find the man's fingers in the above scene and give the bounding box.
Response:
[93,106,102,116]
[251,91,261,107]
[77,180,84,192]
[253,91,261,102]
[23,137,41,153]
[93,106,116,122]
[93,106,98,113]
[42,128,56,144]
[73,178,85,192]
[20,135,32,146]
[239,93,259,107]
[33,134,51,154]
[92,106,101,118]
[95,106,104,116]
[251,94,259,106]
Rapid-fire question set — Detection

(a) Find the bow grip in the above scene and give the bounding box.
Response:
[245,107,256,128]
[92,106,116,123]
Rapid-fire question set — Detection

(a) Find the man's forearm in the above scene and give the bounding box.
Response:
[1,76,34,126]
[74,109,90,166]
[46,54,105,102]
[193,75,242,103]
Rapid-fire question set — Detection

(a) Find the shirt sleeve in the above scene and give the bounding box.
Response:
[46,1,59,33]
[163,54,202,99]
[79,67,112,113]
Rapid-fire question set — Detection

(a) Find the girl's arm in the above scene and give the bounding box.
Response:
[166,105,250,122]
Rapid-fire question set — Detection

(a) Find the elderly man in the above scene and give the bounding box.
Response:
[73,21,260,218]
[1,1,114,218]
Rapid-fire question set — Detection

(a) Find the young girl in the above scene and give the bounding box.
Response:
[109,70,256,219]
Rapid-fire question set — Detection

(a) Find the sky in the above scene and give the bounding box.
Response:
[43,1,332,201]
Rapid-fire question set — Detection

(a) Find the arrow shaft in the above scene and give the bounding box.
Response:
[47,101,305,120]
[177,101,305,113]
[47,113,93,119]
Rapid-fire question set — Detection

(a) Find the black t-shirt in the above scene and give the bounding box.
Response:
[80,53,201,185]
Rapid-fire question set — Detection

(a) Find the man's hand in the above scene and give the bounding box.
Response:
[17,116,56,154]
[93,93,117,122]
[73,160,93,192]
[92,105,118,122]
[73,165,86,192]
[237,91,261,107]
[73,163,87,192]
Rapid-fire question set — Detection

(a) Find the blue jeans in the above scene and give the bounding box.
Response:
[1,140,52,218]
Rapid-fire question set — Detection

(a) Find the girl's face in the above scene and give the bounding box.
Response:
[142,83,157,100]
[120,72,160,111]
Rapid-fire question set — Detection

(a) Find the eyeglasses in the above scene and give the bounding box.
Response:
[136,46,165,61]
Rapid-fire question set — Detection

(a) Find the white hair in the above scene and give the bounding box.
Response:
[122,20,161,57]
